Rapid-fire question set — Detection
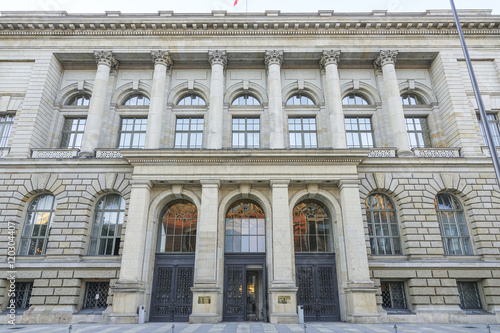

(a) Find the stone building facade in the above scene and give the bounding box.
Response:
[0,9,500,325]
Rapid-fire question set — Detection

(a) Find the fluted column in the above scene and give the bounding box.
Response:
[320,50,347,148]
[80,51,118,156]
[265,50,285,149]
[206,50,227,149]
[145,50,172,149]
[374,50,412,156]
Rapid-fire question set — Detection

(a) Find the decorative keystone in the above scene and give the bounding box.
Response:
[208,50,227,68]
[373,50,398,69]
[265,50,283,68]
[94,50,118,69]
[151,50,173,68]
[319,50,340,68]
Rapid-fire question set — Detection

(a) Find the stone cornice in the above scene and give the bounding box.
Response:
[1,10,500,36]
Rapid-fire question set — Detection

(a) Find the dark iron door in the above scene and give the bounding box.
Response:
[295,253,340,321]
[223,253,267,322]
[150,254,194,322]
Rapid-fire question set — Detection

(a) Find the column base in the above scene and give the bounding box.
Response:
[189,286,221,324]
[345,282,380,324]
[269,313,299,324]
[107,313,139,324]
[268,283,298,324]
[20,305,76,324]
[109,280,145,324]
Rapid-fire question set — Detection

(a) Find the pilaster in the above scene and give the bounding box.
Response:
[265,50,285,149]
[206,51,227,149]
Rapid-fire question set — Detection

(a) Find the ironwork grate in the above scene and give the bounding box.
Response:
[83,282,109,309]
[381,281,407,309]
[10,282,33,309]
[457,281,482,310]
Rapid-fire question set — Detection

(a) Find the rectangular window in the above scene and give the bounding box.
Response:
[83,281,110,310]
[10,282,33,310]
[232,117,260,148]
[288,117,317,148]
[118,117,147,148]
[345,117,374,148]
[457,281,482,310]
[381,281,407,311]
[60,118,86,149]
[174,117,203,149]
[0,114,14,147]
[478,114,500,147]
[406,117,431,148]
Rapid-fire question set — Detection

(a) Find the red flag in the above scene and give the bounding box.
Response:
[234,0,238,5]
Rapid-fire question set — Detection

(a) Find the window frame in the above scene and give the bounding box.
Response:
[457,281,483,311]
[292,200,333,253]
[88,194,125,256]
[60,117,86,149]
[288,117,318,149]
[401,93,424,106]
[117,117,148,149]
[177,94,206,106]
[342,94,369,106]
[405,116,432,148]
[477,113,500,147]
[344,117,374,148]
[380,281,409,313]
[123,94,150,106]
[174,117,204,149]
[231,94,261,106]
[224,200,266,253]
[0,113,15,147]
[66,94,91,106]
[286,94,316,106]
[19,194,56,256]
[157,199,198,253]
[232,117,260,149]
[82,281,110,311]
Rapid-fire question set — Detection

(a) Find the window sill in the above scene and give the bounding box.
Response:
[384,309,413,315]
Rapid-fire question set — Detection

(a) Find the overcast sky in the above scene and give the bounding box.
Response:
[1,0,499,14]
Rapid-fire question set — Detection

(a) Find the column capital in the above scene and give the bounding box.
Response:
[208,50,227,69]
[200,179,220,187]
[319,50,340,69]
[265,50,283,68]
[129,179,152,189]
[270,179,290,187]
[151,50,173,68]
[338,179,359,190]
[94,50,119,69]
[373,50,398,69]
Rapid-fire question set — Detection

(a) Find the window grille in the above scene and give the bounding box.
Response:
[0,114,14,147]
[406,117,431,148]
[124,94,150,106]
[88,194,125,256]
[158,200,197,253]
[118,118,147,149]
[60,118,86,149]
[232,117,260,148]
[286,95,315,106]
[293,200,333,252]
[232,95,260,106]
[342,94,369,105]
[345,117,374,148]
[174,118,203,149]
[83,282,109,310]
[19,194,56,256]
[10,282,33,310]
[381,281,407,310]
[457,282,482,310]
[365,194,401,255]
[478,113,500,147]
[288,117,317,148]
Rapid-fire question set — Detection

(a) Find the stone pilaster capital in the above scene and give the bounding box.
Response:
[270,179,290,188]
[200,179,220,188]
[319,50,340,69]
[129,179,153,190]
[151,50,173,68]
[94,50,119,69]
[208,50,227,69]
[338,179,360,190]
[373,50,398,69]
[265,50,283,69]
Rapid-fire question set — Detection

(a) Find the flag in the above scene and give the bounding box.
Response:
[234,0,238,5]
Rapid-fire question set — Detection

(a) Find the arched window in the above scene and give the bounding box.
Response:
[342,94,369,106]
[157,200,197,253]
[286,95,315,106]
[225,200,265,253]
[19,194,56,256]
[293,200,333,252]
[232,95,261,106]
[67,94,91,106]
[89,194,125,256]
[365,194,401,255]
[124,94,150,106]
[435,193,472,255]
[401,94,423,106]
[177,95,206,106]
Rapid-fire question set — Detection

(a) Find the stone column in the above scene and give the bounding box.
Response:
[206,51,227,149]
[338,180,379,323]
[374,50,412,156]
[320,50,347,149]
[80,51,118,157]
[109,180,151,324]
[269,180,298,324]
[190,180,221,323]
[265,50,285,149]
[145,50,172,149]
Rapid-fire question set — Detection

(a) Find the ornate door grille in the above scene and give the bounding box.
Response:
[295,253,340,321]
[150,254,194,322]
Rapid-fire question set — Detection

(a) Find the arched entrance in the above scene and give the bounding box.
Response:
[150,199,197,322]
[223,200,267,322]
[293,200,340,321]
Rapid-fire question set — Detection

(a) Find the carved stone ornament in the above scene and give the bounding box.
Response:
[151,50,173,68]
[319,50,340,68]
[94,50,118,69]
[265,50,283,68]
[373,50,398,69]
[208,50,228,68]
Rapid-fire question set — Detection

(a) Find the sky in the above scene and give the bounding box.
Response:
[1,0,500,14]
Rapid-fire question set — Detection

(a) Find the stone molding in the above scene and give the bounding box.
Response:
[373,50,398,69]
[94,50,118,69]
[265,50,283,68]
[208,50,227,68]
[319,50,340,68]
[151,50,173,68]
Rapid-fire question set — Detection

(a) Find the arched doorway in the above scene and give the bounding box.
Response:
[223,200,267,322]
[293,200,340,321]
[150,199,197,322]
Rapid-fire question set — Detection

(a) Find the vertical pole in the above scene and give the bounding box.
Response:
[449,0,500,185]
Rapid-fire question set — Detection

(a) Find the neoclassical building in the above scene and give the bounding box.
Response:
[0,8,500,325]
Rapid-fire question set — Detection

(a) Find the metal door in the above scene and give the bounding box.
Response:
[150,254,194,322]
[295,253,340,321]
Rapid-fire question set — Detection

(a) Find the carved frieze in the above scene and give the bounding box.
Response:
[208,50,227,68]
[373,50,398,69]
[151,50,173,68]
[94,50,118,69]
[265,50,283,68]
[319,50,340,68]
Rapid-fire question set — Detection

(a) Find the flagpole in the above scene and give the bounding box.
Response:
[449,0,500,185]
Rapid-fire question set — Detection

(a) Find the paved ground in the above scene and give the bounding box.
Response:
[0,323,498,333]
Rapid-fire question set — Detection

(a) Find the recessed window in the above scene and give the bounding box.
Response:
[225,200,265,253]
[124,94,150,106]
[67,94,90,106]
[19,194,56,256]
[366,194,401,255]
[381,281,407,311]
[342,94,369,106]
[83,281,109,311]
[157,200,197,253]
[9,282,33,310]
[232,95,260,106]
[286,95,315,106]
[345,117,374,148]
[293,200,333,253]
[288,117,317,148]
[435,193,472,256]
[457,281,482,310]
[406,117,431,148]
[118,118,147,149]
[177,95,206,106]
[401,94,423,106]
[0,114,14,147]
[478,113,500,147]
[60,118,86,149]
[174,118,203,149]
[232,117,260,149]
[88,194,125,256]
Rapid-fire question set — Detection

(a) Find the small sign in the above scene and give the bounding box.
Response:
[95,294,100,300]
[198,296,211,304]
[278,296,291,304]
